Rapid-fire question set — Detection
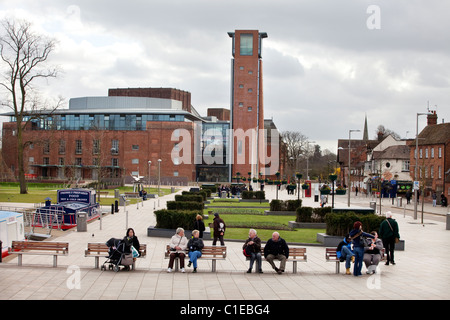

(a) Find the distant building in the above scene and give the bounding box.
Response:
[407,111,450,202]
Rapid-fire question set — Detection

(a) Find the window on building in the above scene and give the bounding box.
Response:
[43,140,50,154]
[438,147,442,158]
[248,107,252,112]
[43,157,49,165]
[132,159,139,164]
[425,148,428,158]
[132,145,139,150]
[59,140,65,154]
[431,148,434,158]
[438,166,442,179]
[93,140,100,154]
[111,140,119,154]
[239,84,244,88]
[75,140,82,154]
[248,88,253,92]
[240,33,253,56]
[402,160,410,172]
[239,102,244,107]
[112,158,119,167]
[431,165,434,178]
[239,66,244,70]
[75,158,82,166]
[419,149,422,159]
[173,171,179,177]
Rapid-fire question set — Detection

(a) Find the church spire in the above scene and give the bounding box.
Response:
[363,114,369,141]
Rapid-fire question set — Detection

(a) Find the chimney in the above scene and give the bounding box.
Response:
[427,110,437,126]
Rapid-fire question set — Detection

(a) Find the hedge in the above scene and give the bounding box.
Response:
[166,201,204,211]
[174,194,204,203]
[242,190,265,199]
[270,199,302,211]
[325,212,386,237]
[154,209,202,230]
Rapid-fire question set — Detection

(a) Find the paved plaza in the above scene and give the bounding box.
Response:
[1,185,449,303]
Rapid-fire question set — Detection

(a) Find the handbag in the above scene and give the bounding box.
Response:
[386,219,400,243]
[131,246,139,258]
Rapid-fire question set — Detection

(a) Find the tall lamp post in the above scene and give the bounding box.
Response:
[348,129,360,207]
[157,159,162,197]
[414,112,431,220]
[148,160,151,192]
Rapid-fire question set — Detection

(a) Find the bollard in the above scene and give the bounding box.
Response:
[111,204,114,215]
[446,212,450,231]
[115,200,119,213]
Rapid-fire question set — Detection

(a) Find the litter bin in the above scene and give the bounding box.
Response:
[221,191,227,199]
[77,212,87,232]
[369,201,376,211]
[314,195,319,202]
[396,197,402,207]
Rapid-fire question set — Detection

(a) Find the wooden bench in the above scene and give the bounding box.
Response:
[325,247,385,274]
[165,245,227,272]
[246,246,307,274]
[8,240,69,267]
[124,192,141,199]
[85,242,147,269]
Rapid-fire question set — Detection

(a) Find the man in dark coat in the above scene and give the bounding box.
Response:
[378,211,400,265]
[264,232,289,274]
[212,212,226,246]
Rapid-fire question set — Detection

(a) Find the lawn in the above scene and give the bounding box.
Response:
[0,182,174,205]
[204,199,324,244]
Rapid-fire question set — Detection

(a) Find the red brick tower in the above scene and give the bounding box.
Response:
[228,30,267,179]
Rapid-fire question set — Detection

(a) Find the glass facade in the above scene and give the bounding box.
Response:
[19,113,185,131]
[197,122,230,182]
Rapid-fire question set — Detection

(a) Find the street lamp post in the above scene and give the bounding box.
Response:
[348,129,360,207]
[148,160,151,193]
[414,112,432,220]
[157,159,162,197]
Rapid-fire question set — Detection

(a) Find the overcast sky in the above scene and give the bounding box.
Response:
[1,0,449,153]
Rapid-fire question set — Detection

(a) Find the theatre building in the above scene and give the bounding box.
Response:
[1,30,283,184]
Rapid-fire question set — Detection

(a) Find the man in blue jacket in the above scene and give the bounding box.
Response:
[264,232,289,274]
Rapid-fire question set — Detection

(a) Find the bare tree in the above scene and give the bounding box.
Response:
[0,18,61,193]
[280,130,309,177]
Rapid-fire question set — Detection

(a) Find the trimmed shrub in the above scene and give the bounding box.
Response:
[167,201,204,211]
[270,199,282,211]
[270,199,302,211]
[154,209,201,230]
[325,212,386,237]
[312,206,332,222]
[242,190,265,200]
[296,207,314,222]
[174,194,203,203]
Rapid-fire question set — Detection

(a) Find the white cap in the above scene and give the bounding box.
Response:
[385,211,393,218]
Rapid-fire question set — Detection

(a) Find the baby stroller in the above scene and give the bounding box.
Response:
[101,237,134,272]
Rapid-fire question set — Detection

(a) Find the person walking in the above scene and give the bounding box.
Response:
[212,213,226,246]
[378,211,400,265]
[193,214,206,238]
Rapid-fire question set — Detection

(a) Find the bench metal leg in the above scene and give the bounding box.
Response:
[336,261,340,274]
[211,260,216,272]
[53,255,57,267]
[95,257,99,269]
[293,261,297,274]
[175,258,179,272]
[18,254,22,266]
